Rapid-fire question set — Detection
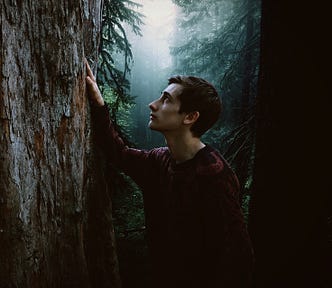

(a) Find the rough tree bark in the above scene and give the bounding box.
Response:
[0,1,121,287]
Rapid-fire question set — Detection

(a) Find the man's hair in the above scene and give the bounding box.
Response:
[168,75,222,137]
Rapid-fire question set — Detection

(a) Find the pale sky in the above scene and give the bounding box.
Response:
[139,0,177,32]
[131,0,177,68]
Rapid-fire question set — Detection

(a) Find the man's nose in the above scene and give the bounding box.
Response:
[149,99,158,111]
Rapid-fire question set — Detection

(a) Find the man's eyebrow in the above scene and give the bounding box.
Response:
[161,91,173,99]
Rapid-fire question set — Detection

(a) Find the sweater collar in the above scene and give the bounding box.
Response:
[168,145,225,176]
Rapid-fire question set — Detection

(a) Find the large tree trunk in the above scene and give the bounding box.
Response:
[0,1,121,287]
[234,0,256,203]
[248,1,326,288]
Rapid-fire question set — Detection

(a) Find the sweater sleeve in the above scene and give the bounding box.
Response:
[201,170,254,288]
[90,104,157,185]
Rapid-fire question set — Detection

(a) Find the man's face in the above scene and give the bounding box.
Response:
[148,83,187,134]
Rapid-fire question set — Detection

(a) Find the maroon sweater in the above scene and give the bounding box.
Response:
[91,105,254,288]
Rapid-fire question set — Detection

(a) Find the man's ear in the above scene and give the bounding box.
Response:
[183,111,200,125]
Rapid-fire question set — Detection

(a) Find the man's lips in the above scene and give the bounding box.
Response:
[150,114,156,120]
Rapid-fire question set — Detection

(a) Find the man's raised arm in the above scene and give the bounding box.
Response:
[84,59,155,185]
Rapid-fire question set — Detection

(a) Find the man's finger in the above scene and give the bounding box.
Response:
[85,60,96,82]
[86,75,94,85]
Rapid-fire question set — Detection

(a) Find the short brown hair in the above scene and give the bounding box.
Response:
[168,75,221,137]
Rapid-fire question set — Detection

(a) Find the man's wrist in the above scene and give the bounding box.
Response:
[90,98,105,107]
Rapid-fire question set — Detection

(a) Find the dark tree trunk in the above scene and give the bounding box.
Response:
[0,1,121,287]
[248,1,326,288]
[235,0,256,202]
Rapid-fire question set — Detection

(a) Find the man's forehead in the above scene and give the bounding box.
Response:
[163,83,183,98]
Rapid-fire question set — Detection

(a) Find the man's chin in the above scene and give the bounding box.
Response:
[148,122,160,131]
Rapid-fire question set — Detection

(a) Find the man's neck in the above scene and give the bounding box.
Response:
[164,132,205,164]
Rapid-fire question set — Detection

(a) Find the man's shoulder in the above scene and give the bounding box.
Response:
[196,145,232,177]
[148,146,170,161]
[196,145,240,194]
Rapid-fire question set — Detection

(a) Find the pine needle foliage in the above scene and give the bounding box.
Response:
[98,0,144,122]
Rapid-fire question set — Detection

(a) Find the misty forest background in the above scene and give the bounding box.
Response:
[0,0,327,287]
[99,0,261,287]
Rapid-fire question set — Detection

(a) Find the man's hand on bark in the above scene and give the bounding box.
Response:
[85,59,105,107]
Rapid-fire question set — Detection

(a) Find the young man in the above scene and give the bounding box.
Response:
[86,61,254,288]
